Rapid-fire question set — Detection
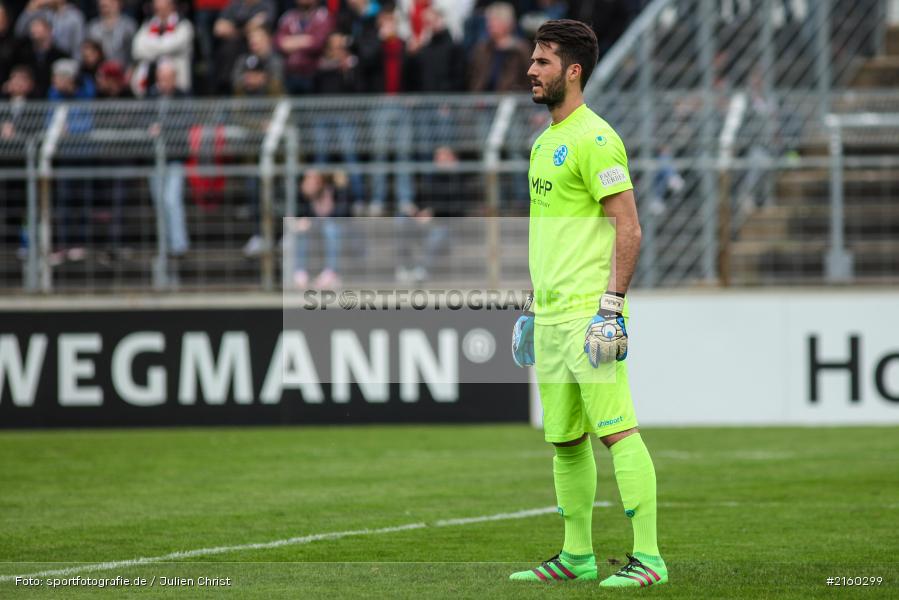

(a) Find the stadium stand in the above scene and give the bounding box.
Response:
[1,0,897,293]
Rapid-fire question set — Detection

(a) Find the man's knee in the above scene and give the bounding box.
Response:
[599,427,639,448]
[553,432,589,447]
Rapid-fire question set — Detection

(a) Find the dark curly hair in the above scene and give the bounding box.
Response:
[534,19,599,90]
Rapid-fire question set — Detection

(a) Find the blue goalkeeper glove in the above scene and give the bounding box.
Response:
[584,292,628,367]
[511,294,535,367]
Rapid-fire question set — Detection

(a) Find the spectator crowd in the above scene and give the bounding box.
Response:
[0,0,646,101]
[0,0,647,288]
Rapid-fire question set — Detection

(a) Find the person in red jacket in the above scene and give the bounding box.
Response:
[274,0,333,94]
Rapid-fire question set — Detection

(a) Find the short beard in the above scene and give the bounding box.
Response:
[531,73,567,110]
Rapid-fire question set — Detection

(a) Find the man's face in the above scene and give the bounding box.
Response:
[153,0,173,18]
[52,73,76,94]
[486,13,511,41]
[156,65,177,94]
[97,73,119,94]
[98,0,119,16]
[248,29,270,55]
[7,71,34,97]
[30,19,52,46]
[527,42,567,108]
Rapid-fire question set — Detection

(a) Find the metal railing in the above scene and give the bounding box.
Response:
[3,90,899,293]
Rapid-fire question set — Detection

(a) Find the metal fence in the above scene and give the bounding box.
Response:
[3,96,534,293]
[582,0,894,286]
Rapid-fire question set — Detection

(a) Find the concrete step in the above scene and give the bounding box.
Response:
[850,56,899,87]
[735,205,792,241]
[729,238,899,284]
[886,26,899,56]
[776,169,899,204]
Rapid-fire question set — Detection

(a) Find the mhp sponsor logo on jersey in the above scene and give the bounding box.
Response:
[553,144,568,166]
[530,176,553,196]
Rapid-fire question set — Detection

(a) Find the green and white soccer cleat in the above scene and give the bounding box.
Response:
[599,552,668,588]
[509,552,597,581]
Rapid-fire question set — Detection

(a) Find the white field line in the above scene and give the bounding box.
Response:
[0,501,612,583]
[0,523,427,583]
[435,501,613,527]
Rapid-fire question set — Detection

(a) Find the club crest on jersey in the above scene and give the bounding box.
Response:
[553,144,568,166]
[595,135,607,146]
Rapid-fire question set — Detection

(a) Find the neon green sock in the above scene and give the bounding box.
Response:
[610,433,660,557]
[553,437,596,557]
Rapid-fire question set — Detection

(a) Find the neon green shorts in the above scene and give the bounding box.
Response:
[535,316,638,444]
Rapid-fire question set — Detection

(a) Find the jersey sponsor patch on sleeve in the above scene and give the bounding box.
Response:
[598,166,628,188]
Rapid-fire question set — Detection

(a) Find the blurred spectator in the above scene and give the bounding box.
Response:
[369,7,413,215]
[289,168,348,289]
[0,64,35,257]
[212,0,276,93]
[1,66,36,140]
[15,0,85,60]
[404,6,465,92]
[86,0,136,68]
[192,0,229,91]
[275,0,333,94]
[233,53,281,95]
[569,0,642,57]
[49,58,95,265]
[1,65,36,102]
[518,0,567,37]
[312,31,364,207]
[147,59,190,256]
[648,145,683,216]
[395,145,465,283]
[95,59,133,97]
[78,37,103,83]
[375,7,403,93]
[313,30,357,93]
[232,25,283,94]
[467,2,530,92]
[12,16,69,97]
[94,58,132,253]
[338,0,381,93]
[395,0,474,43]
[462,0,528,53]
[131,0,193,97]
[48,58,94,108]
[0,4,18,85]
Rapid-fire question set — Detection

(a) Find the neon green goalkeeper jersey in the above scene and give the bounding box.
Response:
[528,103,633,324]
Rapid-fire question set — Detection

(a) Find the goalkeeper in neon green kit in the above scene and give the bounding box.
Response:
[509,19,667,587]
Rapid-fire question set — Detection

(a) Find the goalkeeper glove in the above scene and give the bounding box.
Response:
[584,292,628,367]
[511,293,535,367]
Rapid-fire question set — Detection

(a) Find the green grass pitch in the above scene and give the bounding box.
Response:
[1,424,897,598]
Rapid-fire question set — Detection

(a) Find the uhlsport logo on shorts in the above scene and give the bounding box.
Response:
[553,144,568,166]
[597,416,624,428]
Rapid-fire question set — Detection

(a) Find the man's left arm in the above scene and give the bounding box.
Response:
[577,132,642,366]
[601,189,642,296]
